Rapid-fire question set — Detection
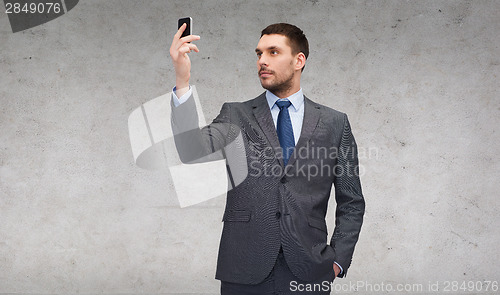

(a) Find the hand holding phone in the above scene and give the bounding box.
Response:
[170,17,200,92]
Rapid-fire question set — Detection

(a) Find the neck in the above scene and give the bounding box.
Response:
[274,84,300,99]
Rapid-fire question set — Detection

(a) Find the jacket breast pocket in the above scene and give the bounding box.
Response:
[308,215,328,234]
[222,209,251,222]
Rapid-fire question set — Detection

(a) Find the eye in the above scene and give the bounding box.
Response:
[271,50,278,55]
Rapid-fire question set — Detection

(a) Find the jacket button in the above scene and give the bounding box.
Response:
[276,211,281,219]
[280,177,287,183]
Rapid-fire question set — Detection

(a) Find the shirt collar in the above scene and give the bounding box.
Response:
[266,88,304,112]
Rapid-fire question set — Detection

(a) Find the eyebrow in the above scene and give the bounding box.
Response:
[255,46,280,53]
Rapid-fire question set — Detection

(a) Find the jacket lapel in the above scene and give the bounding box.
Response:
[251,93,285,167]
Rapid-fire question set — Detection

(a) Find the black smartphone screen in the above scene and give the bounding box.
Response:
[178,17,192,38]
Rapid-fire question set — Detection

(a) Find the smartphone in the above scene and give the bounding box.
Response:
[178,17,192,38]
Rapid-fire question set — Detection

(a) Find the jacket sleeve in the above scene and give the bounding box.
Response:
[170,92,237,164]
[330,113,365,277]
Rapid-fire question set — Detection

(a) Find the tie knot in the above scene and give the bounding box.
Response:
[275,100,292,110]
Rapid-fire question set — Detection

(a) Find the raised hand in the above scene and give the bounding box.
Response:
[169,23,200,93]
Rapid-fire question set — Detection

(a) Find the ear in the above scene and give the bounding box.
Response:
[295,52,306,71]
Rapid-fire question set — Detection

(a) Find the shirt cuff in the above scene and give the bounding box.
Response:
[334,261,344,275]
[172,86,192,107]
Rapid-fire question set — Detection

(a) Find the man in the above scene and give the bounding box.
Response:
[169,23,365,294]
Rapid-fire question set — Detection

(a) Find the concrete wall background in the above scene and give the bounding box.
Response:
[1,0,499,293]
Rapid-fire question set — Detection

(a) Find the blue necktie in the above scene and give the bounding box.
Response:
[276,100,295,166]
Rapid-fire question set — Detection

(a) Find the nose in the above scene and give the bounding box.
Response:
[258,54,268,68]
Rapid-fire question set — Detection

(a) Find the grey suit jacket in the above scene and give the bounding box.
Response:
[171,91,365,284]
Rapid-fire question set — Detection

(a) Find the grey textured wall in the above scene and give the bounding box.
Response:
[1,0,499,294]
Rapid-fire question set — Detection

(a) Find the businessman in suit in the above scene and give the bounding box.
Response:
[169,23,365,294]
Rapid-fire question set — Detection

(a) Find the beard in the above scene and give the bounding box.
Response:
[259,67,295,96]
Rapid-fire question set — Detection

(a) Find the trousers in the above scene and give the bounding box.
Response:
[220,248,334,295]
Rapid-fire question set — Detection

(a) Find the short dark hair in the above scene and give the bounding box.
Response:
[261,23,309,61]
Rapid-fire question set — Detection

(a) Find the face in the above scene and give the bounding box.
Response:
[255,34,301,95]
